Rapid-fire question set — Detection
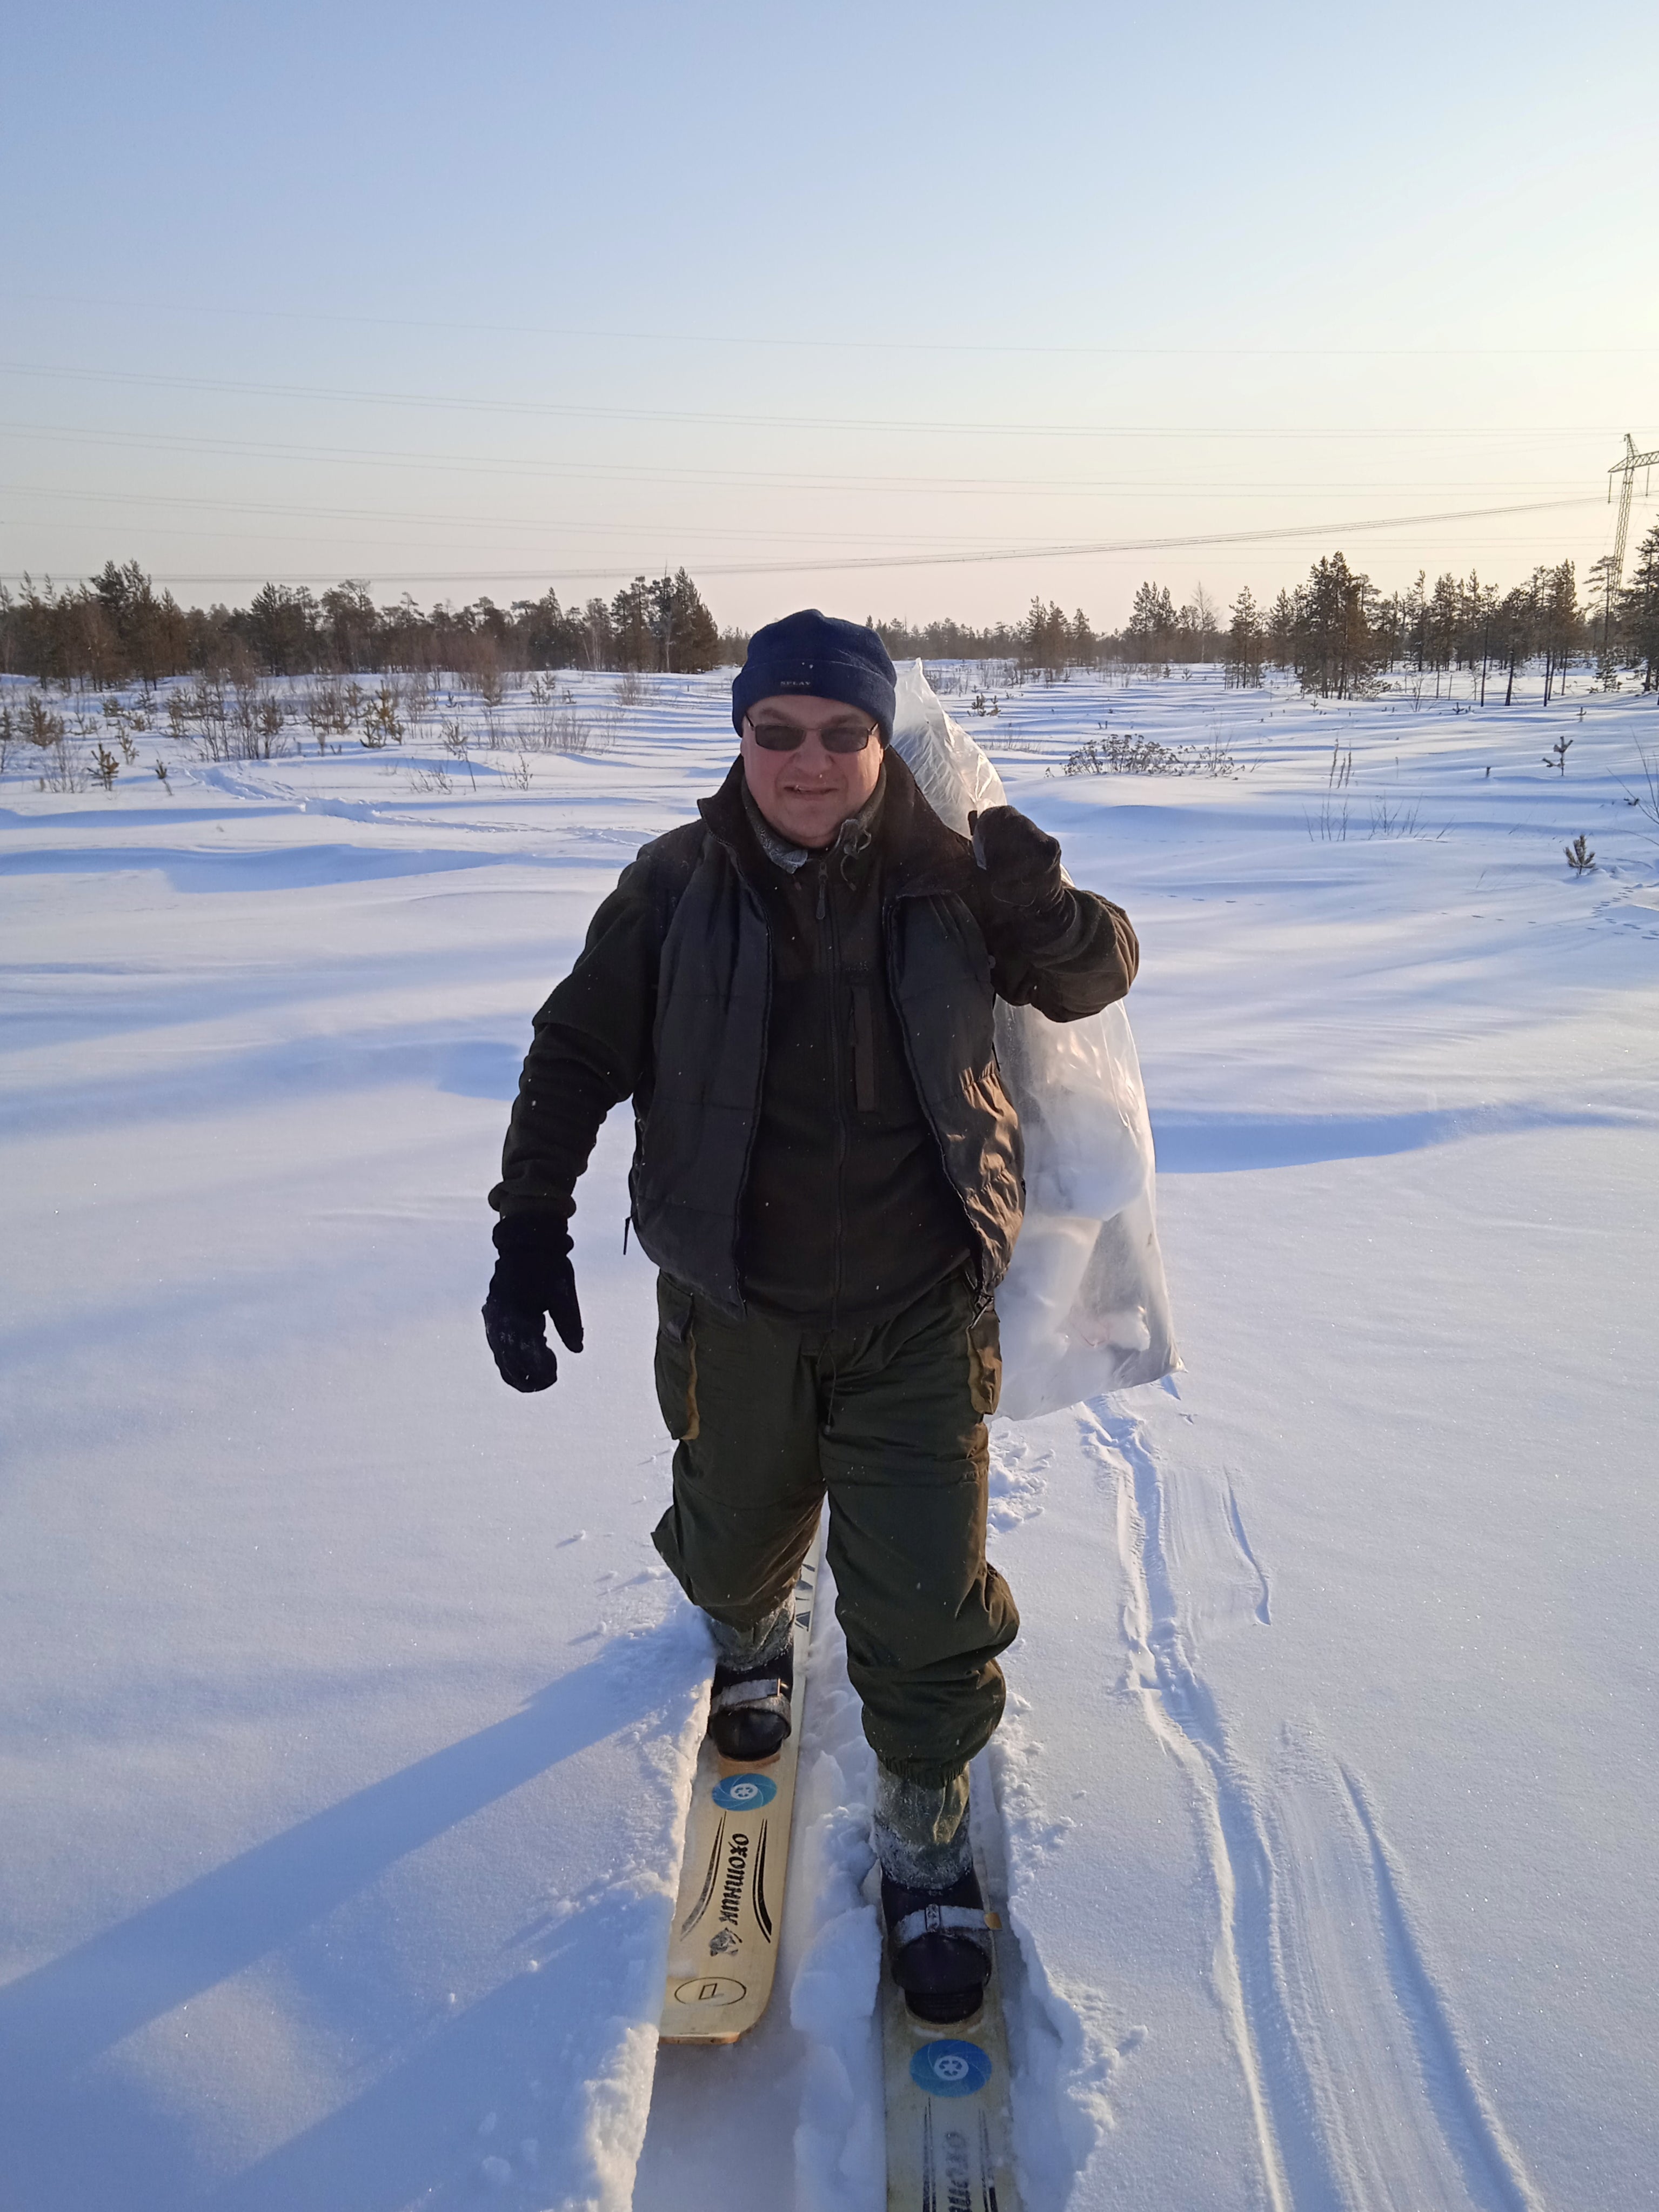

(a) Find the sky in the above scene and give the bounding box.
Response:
[4,0,1658,632]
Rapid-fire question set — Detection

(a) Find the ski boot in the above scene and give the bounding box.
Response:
[707,1618,794,1763]
[881,1864,994,2023]
[874,1764,993,2023]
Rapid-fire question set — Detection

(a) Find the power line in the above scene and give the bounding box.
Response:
[0,421,1595,501]
[0,363,1632,443]
[12,289,1659,361]
[1,494,1603,591]
[0,482,989,552]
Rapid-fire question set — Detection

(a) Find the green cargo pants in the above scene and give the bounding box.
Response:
[649,1270,1018,1788]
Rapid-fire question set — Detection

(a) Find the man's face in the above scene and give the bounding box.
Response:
[739,693,883,849]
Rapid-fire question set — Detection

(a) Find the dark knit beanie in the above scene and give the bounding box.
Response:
[731,609,897,743]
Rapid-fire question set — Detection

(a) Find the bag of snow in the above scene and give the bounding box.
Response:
[890,661,1179,1419]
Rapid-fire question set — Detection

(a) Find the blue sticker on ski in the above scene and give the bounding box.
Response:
[909,2039,993,2099]
[712,1772,778,1811]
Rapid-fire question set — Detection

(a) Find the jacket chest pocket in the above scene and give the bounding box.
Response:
[653,1277,700,1440]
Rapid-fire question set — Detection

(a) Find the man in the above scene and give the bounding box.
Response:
[484,611,1137,2022]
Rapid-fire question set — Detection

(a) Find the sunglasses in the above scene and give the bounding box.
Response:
[745,713,877,755]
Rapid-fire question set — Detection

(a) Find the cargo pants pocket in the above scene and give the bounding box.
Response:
[966,1302,1002,1418]
[653,1276,700,1440]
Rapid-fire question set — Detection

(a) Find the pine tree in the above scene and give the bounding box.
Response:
[1621,520,1659,692]
[1426,573,1460,693]
[1292,553,1379,699]
[1265,588,1296,671]
[658,569,720,672]
[609,578,655,670]
[244,583,320,676]
[1127,581,1176,663]
[1543,559,1577,702]
[1225,587,1263,688]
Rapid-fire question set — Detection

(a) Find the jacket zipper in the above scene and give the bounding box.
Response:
[820,854,848,1330]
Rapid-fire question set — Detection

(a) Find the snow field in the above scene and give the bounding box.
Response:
[2,661,1657,2209]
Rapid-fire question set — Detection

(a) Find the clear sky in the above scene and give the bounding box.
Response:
[4,0,1657,631]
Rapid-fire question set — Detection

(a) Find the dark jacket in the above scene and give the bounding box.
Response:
[492,751,1138,1322]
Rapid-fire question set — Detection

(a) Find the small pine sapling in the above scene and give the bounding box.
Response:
[1564,834,1595,875]
[1543,734,1572,776]
[153,759,170,785]
[92,742,121,792]
[25,694,65,748]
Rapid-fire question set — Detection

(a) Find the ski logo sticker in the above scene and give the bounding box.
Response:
[707,1926,741,1956]
[713,1773,777,1811]
[671,1976,746,2007]
[911,2039,993,2099]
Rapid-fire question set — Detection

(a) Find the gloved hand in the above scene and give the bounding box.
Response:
[483,1214,584,1392]
[968,805,1071,930]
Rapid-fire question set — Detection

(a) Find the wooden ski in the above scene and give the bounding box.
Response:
[657,1534,822,2045]
[881,1860,1022,2211]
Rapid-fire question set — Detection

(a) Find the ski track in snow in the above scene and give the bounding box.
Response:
[1082,1399,1546,2212]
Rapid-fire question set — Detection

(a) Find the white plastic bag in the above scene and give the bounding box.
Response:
[889,662,1179,1419]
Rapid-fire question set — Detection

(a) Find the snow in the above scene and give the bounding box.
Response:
[2,660,1656,2209]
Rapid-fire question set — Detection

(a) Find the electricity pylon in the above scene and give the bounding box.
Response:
[1608,432,1659,585]
[1597,433,1659,646]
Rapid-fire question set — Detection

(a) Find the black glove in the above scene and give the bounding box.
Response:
[968,805,1072,939]
[483,1214,584,1392]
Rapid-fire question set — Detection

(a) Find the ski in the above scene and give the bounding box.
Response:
[657,1534,822,2044]
[880,1857,1022,2211]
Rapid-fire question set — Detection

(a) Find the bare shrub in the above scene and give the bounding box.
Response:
[35,740,85,793]
[229,681,288,759]
[530,707,594,753]
[439,718,478,790]
[303,679,351,753]
[1061,730,1236,778]
[184,678,230,761]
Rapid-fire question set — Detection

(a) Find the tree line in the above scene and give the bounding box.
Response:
[0,564,733,688]
[4,527,1657,698]
[1216,552,1640,702]
[876,534,1656,699]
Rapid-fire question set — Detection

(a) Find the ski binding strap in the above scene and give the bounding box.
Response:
[709,1676,787,1715]
[890,1902,995,1955]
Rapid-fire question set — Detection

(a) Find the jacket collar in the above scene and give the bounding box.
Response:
[699,749,969,902]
